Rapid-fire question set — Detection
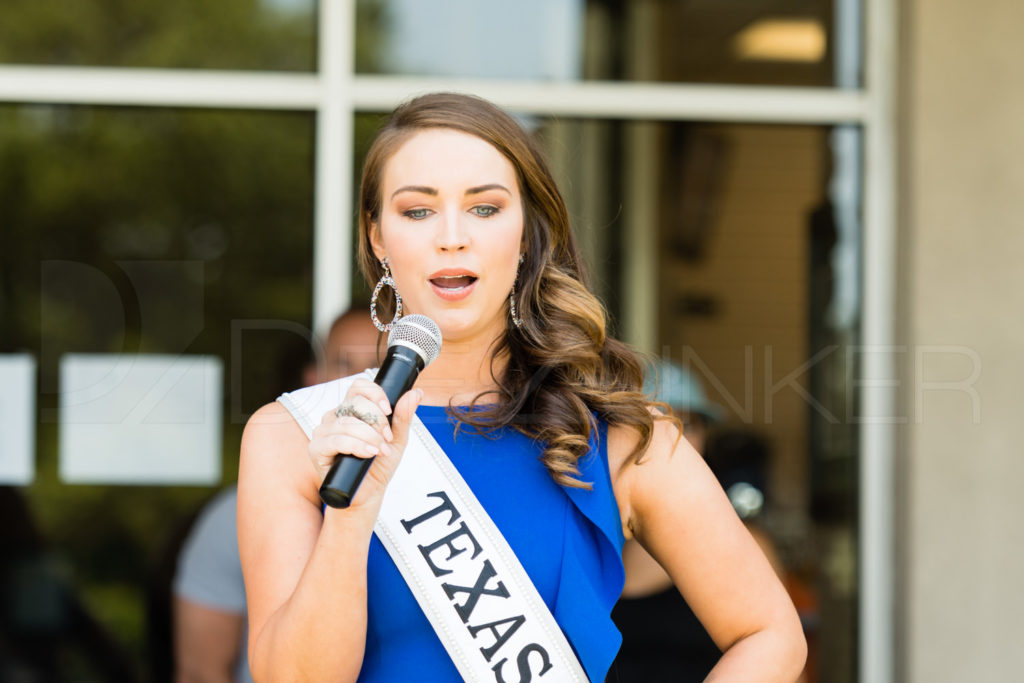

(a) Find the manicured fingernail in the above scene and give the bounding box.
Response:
[379,399,392,415]
[384,426,394,442]
[366,444,380,456]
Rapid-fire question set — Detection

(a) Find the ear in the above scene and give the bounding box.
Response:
[368,214,386,261]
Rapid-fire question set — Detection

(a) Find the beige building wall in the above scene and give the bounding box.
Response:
[903,0,1024,680]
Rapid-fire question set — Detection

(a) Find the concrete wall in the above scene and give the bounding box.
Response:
[903,0,1024,680]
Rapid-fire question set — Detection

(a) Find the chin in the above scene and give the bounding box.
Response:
[428,308,504,344]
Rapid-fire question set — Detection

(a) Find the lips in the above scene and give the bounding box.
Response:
[430,275,476,289]
[428,269,478,301]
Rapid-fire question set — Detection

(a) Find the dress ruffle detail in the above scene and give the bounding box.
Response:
[553,421,626,682]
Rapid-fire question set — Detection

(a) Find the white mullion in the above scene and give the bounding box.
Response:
[621,1,661,352]
[860,0,899,681]
[0,67,869,126]
[0,67,868,126]
[352,75,868,124]
[0,65,319,109]
[312,0,355,336]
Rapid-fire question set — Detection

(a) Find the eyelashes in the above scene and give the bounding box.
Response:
[403,208,431,220]
[400,204,502,220]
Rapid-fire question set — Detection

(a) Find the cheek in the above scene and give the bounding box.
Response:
[376,220,422,266]
[373,226,415,295]
[498,206,526,253]
[489,222,525,282]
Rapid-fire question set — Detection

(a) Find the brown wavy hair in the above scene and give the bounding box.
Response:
[358,92,659,488]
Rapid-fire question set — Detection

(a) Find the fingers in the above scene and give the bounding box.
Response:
[351,378,393,418]
[309,381,396,479]
[314,417,386,456]
[388,388,424,453]
[308,382,424,504]
[325,394,394,442]
[309,422,382,480]
[342,387,423,507]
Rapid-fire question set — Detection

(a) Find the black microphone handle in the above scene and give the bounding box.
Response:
[319,346,425,509]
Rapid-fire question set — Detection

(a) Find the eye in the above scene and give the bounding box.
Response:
[402,208,431,220]
[470,205,499,218]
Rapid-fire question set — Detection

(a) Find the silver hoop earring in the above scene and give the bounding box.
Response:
[370,257,403,332]
[509,254,524,328]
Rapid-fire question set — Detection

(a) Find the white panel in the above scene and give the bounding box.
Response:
[59,354,222,485]
[0,354,36,485]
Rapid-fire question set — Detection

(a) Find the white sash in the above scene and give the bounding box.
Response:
[277,375,589,683]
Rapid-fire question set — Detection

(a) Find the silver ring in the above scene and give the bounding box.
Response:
[334,403,379,426]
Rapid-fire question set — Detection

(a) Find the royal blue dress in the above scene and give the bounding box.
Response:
[357,405,625,682]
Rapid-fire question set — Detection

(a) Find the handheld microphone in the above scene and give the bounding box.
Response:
[319,314,442,509]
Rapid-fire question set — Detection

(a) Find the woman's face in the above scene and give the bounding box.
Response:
[371,128,525,346]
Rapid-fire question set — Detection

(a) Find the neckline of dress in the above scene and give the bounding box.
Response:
[416,403,496,411]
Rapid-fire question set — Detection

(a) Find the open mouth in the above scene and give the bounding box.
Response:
[429,275,478,291]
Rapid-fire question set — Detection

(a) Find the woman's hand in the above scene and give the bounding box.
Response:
[308,379,424,510]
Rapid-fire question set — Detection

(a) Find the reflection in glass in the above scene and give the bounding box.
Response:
[0,0,317,71]
[358,0,583,79]
[0,104,314,677]
[357,0,848,87]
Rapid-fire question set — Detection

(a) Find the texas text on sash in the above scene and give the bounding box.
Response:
[374,417,588,682]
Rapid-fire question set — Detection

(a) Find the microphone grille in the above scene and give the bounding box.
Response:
[387,314,443,366]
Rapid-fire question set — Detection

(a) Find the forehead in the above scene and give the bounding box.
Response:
[383,128,518,190]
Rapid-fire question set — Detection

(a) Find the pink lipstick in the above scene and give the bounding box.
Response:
[428,268,478,301]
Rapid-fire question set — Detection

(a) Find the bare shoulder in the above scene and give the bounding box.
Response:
[607,409,699,540]
[239,401,320,509]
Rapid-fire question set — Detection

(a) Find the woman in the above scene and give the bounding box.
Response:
[238,93,806,682]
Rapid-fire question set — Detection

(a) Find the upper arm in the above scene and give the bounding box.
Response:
[237,401,324,663]
[617,419,797,652]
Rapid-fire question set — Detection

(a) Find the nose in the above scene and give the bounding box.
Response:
[435,207,469,252]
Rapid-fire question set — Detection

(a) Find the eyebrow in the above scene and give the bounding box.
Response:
[391,185,437,199]
[390,183,512,200]
[465,183,511,196]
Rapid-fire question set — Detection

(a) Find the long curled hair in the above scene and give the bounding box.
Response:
[358,92,658,488]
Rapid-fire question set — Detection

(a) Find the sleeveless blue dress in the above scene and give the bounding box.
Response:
[357,405,625,682]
